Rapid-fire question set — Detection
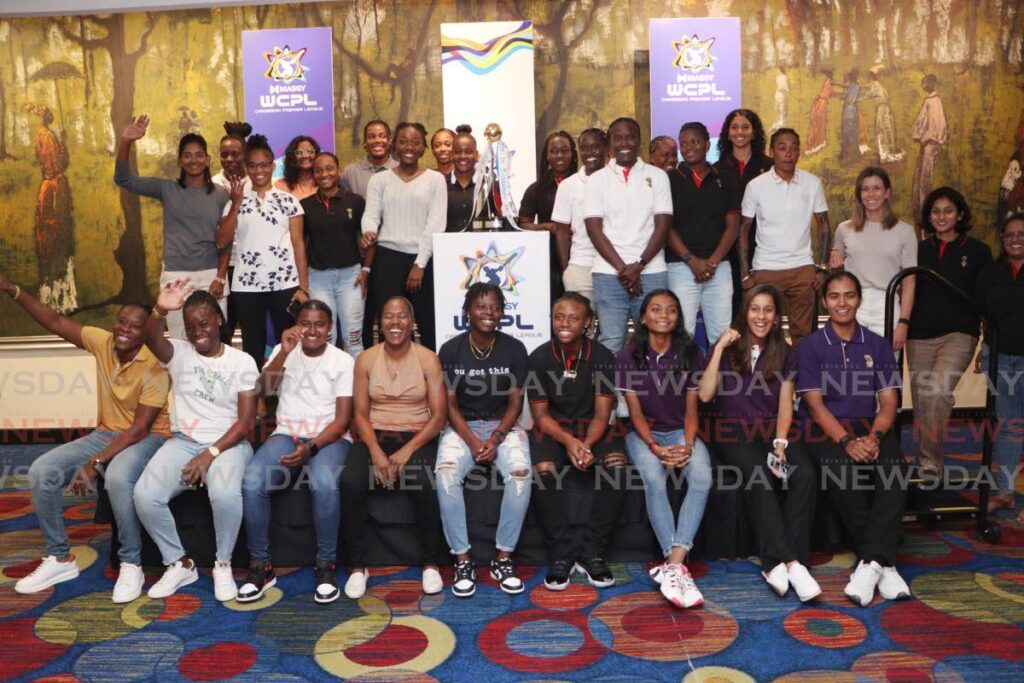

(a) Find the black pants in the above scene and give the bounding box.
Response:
[801,426,908,567]
[713,433,816,568]
[339,431,446,567]
[364,246,436,350]
[529,428,627,562]
[234,287,297,369]
[220,266,239,344]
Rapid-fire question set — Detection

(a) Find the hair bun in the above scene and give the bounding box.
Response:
[246,133,270,148]
[455,124,472,135]
[224,121,252,138]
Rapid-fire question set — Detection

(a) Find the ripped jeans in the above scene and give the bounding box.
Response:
[435,421,532,555]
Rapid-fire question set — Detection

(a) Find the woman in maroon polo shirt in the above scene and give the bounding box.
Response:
[697,284,820,601]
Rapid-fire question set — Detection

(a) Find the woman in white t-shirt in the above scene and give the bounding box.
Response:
[829,166,917,348]
[217,133,309,369]
[238,300,354,605]
[135,283,259,602]
[552,127,608,306]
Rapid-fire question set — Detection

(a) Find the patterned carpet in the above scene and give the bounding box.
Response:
[1,444,1022,682]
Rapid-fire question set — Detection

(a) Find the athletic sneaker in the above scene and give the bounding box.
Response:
[844,560,882,607]
[575,557,615,588]
[877,566,911,601]
[543,559,573,591]
[112,562,145,603]
[421,567,443,595]
[237,562,276,603]
[452,560,476,598]
[649,563,665,585]
[212,561,238,602]
[314,562,339,604]
[788,563,822,602]
[148,559,198,599]
[490,558,525,595]
[15,555,79,594]
[660,563,703,608]
[762,562,790,597]
[344,569,369,600]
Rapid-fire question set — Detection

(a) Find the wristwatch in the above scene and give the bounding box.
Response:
[681,252,694,264]
[873,430,886,442]
[492,429,507,443]
[207,446,221,459]
[307,442,320,457]
[838,435,852,448]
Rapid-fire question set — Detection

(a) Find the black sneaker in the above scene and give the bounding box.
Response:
[575,557,615,588]
[314,562,339,604]
[237,562,276,603]
[489,557,524,595]
[544,559,573,591]
[452,560,476,598]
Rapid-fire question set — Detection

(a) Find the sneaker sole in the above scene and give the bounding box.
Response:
[761,571,789,597]
[543,578,570,591]
[315,589,340,604]
[15,568,80,594]
[452,585,476,598]
[878,587,911,600]
[574,563,615,588]
[111,583,144,604]
[236,576,277,603]
[843,587,871,607]
[795,586,822,602]
[148,571,198,599]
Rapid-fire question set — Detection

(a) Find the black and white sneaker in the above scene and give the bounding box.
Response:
[544,559,573,591]
[490,557,525,595]
[314,562,340,604]
[575,557,615,588]
[452,560,476,598]
[236,562,276,603]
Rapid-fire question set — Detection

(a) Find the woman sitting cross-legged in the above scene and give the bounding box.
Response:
[135,282,258,601]
[339,296,449,599]
[697,284,820,601]
[617,289,712,609]
[527,292,627,591]
[239,300,353,604]
[436,283,532,597]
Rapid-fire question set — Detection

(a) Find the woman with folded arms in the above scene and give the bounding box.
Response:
[339,295,448,598]
[697,284,820,601]
[239,300,353,604]
[618,289,712,609]
[135,283,258,602]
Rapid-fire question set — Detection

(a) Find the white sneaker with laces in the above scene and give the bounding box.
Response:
[345,569,369,599]
[843,560,882,607]
[112,562,145,603]
[676,564,704,608]
[659,563,704,608]
[147,560,198,599]
[787,563,822,602]
[877,566,911,600]
[762,562,789,597]
[421,567,443,595]
[649,563,665,585]
[14,555,79,594]
[212,561,237,602]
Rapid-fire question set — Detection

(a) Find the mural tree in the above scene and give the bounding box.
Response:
[58,14,155,306]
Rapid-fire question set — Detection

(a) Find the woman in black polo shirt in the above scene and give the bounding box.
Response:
[446,125,478,233]
[697,284,819,601]
[301,152,368,357]
[527,293,626,591]
[907,187,991,475]
[975,212,1024,517]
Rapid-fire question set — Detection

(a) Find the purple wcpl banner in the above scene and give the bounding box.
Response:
[242,27,335,162]
[649,17,740,163]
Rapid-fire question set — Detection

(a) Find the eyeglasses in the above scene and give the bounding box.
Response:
[293,149,317,157]
[245,161,272,171]
[1003,232,1024,240]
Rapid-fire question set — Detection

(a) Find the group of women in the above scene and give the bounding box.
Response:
[9,105,1023,613]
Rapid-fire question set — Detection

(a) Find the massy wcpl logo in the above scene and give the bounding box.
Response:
[667,33,726,99]
[259,44,319,110]
[264,45,309,82]
[672,34,715,72]
[460,242,525,296]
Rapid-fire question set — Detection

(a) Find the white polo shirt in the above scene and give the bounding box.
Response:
[583,159,671,275]
[552,171,597,269]
[741,167,828,271]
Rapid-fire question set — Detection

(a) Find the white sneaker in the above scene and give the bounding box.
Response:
[148,559,198,599]
[660,563,704,608]
[787,563,822,602]
[14,555,79,594]
[112,562,145,603]
[422,567,443,595]
[649,563,665,585]
[212,561,237,602]
[877,566,911,600]
[843,560,882,607]
[762,562,789,597]
[344,569,368,599]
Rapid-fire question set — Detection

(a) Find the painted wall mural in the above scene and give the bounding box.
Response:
[0,0,1022,336]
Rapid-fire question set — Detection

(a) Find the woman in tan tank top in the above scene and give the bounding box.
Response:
[339,296,448,599]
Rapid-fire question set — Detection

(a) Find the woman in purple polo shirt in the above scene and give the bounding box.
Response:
[697,284,820,601]
[617,289,712,610]
[791,271,910,608]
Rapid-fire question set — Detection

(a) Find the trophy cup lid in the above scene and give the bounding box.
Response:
[483,123,503,143]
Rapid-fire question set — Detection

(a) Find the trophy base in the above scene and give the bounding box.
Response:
[472,218,505,232]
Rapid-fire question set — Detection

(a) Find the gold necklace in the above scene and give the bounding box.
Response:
[469,334,495,360]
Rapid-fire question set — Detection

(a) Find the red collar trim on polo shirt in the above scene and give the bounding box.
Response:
[549,338,591,369]
[622,166,632,182]
[1013,262,1023,280]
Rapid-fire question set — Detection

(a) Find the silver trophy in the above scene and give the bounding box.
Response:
[471,123,519,231]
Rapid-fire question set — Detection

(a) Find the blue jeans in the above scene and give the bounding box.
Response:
[592,271,669,354]
[625,429,712,555]
[308,265,365,357]
[435,421,532,555]
[242,434,349,563]
[991,351,1024,494]
[134,434,253,565]
[667,260,733,344]
[28,430,167,564]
